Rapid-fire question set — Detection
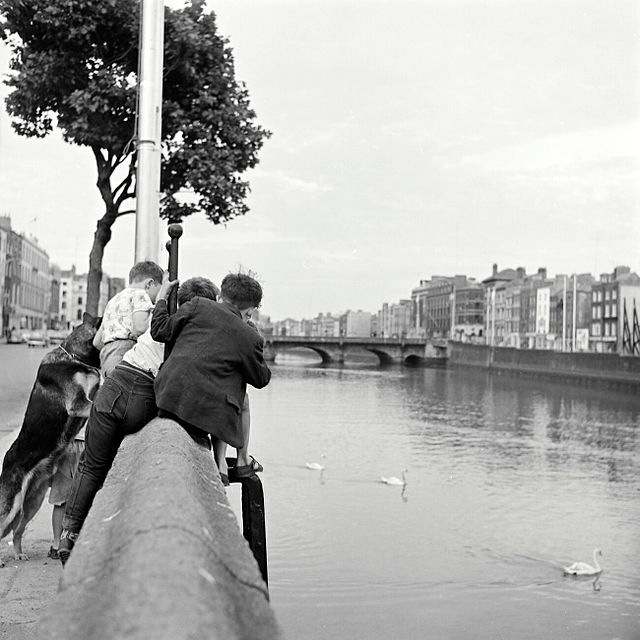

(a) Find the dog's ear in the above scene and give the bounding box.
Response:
[82,312,101,327]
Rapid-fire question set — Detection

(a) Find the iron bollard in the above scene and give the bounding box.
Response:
[227,457,269,590]
[166,223,183,315]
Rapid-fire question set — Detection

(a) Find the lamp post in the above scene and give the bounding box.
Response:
[135,0,165,263]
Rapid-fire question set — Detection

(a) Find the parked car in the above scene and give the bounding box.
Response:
[47,329,68,345]
[26,331,50,348]
[7,328,28,344]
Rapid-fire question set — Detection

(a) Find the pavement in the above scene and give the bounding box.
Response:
[0,429,62,640]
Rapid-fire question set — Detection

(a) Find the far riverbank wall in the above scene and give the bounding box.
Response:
[448,342,640,389]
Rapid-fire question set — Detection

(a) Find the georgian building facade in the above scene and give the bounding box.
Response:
[0,217,51,332]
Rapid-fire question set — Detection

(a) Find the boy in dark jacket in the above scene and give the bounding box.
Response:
[151,272,271,483]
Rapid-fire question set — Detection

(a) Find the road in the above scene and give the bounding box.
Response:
[0,344,64,640]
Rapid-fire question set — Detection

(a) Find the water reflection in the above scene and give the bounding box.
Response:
[251,359,640,640]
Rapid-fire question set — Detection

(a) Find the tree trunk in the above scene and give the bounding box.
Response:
[86,208,117,317]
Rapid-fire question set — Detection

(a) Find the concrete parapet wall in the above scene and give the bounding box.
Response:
[449,342,640,386]
[38,418,281,640]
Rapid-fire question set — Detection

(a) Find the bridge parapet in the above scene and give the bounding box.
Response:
[264,335,447,366]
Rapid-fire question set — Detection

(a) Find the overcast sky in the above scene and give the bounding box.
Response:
[1,0,638,320]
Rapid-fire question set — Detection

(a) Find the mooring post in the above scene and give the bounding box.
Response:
[166,223,183,315]
[228,458,269,589]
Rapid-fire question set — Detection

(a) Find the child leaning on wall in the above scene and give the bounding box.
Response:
[92,261,164,377]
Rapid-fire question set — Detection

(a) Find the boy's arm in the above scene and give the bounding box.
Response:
[241,336,272,390]
[150,299,195,343]
[131,310,152,337]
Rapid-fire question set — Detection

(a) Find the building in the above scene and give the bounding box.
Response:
[591,266,640,354]
[310,312,340,337]
[0,225,6,336]
[451,282,484,342]
[273,317,303,336]
[0,216,51,332]
[412,274,482,340]
[482,264,523,346]
[59,266,110,329]
[344,310,372,337]
[377,300,412,338]
[549,274,594,351]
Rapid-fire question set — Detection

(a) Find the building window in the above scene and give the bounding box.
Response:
[592,323,600,336]
[61,302,66,310]
[611,322,617,337]
[77,297,83,305]
[77,309,82,321]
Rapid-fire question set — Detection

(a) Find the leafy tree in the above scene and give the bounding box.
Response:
[0,0,270,314]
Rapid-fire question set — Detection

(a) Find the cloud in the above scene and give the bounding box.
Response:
[253,168,332,194]
[462,121,640,172]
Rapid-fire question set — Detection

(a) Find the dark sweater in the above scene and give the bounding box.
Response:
[150,298,271,447]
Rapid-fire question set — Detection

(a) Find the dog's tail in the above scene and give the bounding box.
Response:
[0,466,35,540]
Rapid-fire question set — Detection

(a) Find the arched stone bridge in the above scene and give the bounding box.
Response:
[264,335,448,366]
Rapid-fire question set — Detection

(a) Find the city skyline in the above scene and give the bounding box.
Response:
[3,209,635,324]
[1,0,638,320]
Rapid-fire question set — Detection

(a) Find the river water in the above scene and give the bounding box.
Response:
[1,346,639,639]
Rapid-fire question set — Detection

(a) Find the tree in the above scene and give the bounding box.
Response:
[0,0,270,314]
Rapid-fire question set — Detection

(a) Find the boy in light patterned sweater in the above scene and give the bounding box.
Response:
[93,261,164,377]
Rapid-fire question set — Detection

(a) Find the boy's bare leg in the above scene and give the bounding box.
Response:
[52,503,64,550]
[212,436,228,477]
[236,394,251,467]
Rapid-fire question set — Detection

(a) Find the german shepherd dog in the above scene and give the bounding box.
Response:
[0,313,101,566]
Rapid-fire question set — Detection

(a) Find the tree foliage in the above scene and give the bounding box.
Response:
[0,0,270,314]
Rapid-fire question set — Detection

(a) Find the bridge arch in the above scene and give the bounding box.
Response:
[364,348,396,366]
[404,354,425,367]
[268,344,336,364]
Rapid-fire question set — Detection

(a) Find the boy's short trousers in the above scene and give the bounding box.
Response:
[100,339,137,377]
[49,440,85,506]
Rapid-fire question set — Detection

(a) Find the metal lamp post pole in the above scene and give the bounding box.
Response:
[135,0,165,263]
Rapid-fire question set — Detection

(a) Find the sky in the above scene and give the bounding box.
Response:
[0,0,638,320]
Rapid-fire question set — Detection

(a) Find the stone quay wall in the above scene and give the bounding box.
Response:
[38,418,281,640]
[448,342,640,388]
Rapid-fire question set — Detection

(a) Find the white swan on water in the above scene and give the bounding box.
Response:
[380,469,408,486]
[563,548,603,576]
[305,462,325,471]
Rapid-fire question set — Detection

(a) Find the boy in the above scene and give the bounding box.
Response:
[93,261,164,377]
[58,277,220,565]
[151,272,271,481]
[46,428,84,559]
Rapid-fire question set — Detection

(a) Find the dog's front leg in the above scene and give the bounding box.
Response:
[12,530,27,560]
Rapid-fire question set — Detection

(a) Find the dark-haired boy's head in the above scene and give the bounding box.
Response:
[178,277,220,306]
[129,261,164,285]
[221,273,263,311]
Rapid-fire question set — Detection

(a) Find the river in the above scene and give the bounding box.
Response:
[1,345,639,639]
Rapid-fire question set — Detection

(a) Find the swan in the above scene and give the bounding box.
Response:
[380,469,408,486]
[305,462,325,471]
[563,548,603,576]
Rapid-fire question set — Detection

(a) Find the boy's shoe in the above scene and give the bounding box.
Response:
[229,456,264,481]
[47,546,60,560]
[58,530,79,567]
